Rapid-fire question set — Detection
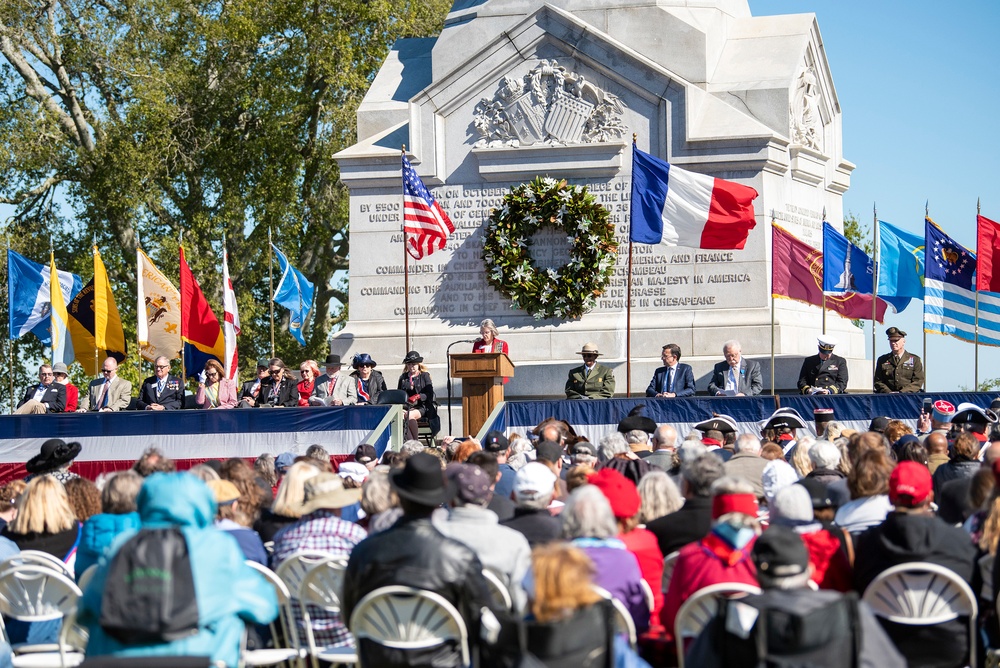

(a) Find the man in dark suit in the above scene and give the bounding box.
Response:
[237,358,270,407]
[797,335,849,394]
[707,340,763,396]
[15,364,67,414]
[646,343,697,397]
[136,356,183,410]
[256,358,297,407]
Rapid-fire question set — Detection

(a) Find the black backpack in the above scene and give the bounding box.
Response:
[99,527,200,644]
[719,591,862,668]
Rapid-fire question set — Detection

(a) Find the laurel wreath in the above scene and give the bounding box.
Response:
[482,177,618,320]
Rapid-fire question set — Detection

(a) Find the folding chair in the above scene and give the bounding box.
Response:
[349,586,469,667]
[661,551,680,593]
[242,561,303,668]
[482,569,512,612]
[0,565,85,667]
[591,586,637,648]
[296,558,357,668]
[674,581,761,668]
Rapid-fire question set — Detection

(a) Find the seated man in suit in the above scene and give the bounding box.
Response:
[237,358,270,408]
[565,342,615,399]
[136,356,183,410]
[15,364,67,414]
[646,343,696,398]
[311,354,357,406]
[77,357,133,412]
[707,339,763,396]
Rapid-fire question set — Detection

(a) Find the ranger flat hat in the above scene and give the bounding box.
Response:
[577,343,601,356]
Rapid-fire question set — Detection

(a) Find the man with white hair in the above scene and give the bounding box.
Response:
[708,340,763,396]
[724,433,768,499]
[803,440,847,506]
[645,424,678,470]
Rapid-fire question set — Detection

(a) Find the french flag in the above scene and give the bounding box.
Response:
[630,145,758,250]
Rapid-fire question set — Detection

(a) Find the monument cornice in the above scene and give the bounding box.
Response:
[471,141,627,182]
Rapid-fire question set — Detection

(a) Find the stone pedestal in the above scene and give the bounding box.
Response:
[333,0,864,399]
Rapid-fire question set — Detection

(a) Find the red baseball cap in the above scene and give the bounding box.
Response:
[889,461,933,507]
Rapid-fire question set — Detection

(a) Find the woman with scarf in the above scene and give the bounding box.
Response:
[397,351,435,440]
[296,360,320,407]
[195,359,238,409]
[350,353,386,405]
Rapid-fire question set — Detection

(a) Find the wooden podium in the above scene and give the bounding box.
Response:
[450,353,515,437]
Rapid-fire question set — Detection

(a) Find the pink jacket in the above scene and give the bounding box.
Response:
[195,378,238,409]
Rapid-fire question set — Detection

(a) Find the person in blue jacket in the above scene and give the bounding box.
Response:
[75,470,143,579]
[646,344,697,398]
[77,472,278,666]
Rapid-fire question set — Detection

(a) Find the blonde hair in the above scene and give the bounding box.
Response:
[979,480,1000,555]
[271,461,320,518]
[204,359,225,378]
[299,360,321,377]
[11,475,76,534]
[791,436,815,477]
[530,543,603,623]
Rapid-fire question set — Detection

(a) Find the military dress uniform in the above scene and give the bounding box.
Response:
[873,351,924,393]
[798,353,849,394]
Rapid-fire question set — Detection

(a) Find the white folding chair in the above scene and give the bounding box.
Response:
[0,565,85,668]
[591,585,637,648]
[296,558,357,668]
[661,551,680,593]
[863,561,978,668]
[482,569,512,611]
[1,552,73,580]
[674,581,761,668]
[242,561,304,668]
[639,579,655,615]
[349,586,470,667]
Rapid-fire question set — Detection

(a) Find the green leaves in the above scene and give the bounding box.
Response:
[483,177,618,320]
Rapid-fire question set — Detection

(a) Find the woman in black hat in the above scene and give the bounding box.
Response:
[350,353,386,405]
[24,438,82,484]
[398,351,436,440]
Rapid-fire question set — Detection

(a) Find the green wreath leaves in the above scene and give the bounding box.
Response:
[482,177,618,320]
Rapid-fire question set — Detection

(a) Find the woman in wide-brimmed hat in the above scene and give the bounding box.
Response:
[25,438,81,484]
[350,353,386,405]
[398,351,436,441]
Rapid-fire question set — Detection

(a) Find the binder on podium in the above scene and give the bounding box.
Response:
[449,353,515,437]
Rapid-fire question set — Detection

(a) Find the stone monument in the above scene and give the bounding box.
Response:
[333,0,865,400]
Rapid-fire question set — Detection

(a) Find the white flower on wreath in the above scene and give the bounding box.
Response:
[526,214,539,226]
[525,191,536,204]
[577,218,591,233]
[512,265,531,282]
[558,188,573,202]
[542,177,557,189]
[587,234,601,251]
[546,268,559,280]
[491,267,504,281]
[498,205,509,218]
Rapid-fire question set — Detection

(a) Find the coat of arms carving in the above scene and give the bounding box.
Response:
[473,60,626,147]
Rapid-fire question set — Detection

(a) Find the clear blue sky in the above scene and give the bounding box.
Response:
[751,0,1000,391]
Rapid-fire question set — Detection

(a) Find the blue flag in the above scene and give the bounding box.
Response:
[922,218,1000,345]
[7,249,83,344]
[271,244,314,346]
[822,222,875,294]
[877,220,924,313]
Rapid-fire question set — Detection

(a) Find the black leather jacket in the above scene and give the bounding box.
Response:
[343,516,493,666]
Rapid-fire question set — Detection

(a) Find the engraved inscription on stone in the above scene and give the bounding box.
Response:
[473,60,627,148]
[350,177,766,322]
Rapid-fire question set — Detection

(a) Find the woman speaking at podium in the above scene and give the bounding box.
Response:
[472,318,508,355]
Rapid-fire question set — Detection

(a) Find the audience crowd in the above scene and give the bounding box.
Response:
[2,394,1000,667]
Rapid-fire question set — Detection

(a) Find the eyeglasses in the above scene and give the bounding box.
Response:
[40,372,54,377]
[269,369,283,375]
[357,364,374,369]
[206,372,219,378]
[155,364,169,369]
[102,368,115,373]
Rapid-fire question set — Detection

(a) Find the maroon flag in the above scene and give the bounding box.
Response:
[772,224,888,321]
[977,214,1000,292]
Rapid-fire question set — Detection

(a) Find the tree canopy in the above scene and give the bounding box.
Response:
[0,0,450,402]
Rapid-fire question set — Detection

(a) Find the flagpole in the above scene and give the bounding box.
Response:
[923,202,928,372]
[770,210,776,396]
[268,227,275,358]
[179,229,186,383]
[626,135,637,397]
[402,146,411,354]
[48,236,54,365]
[976,198,982,390]
[871,204,877,386]
[92,235,98,378]
[6,233,12,414]
[821,207,827,335]
[135,233,142,381]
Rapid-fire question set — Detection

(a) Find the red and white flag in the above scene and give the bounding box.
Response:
[402,154,454,259]
[222,241,240,381]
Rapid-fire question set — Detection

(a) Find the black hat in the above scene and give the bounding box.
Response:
[618,414,657,434]
[324,354,343,366]
[535,441,563,464]
[256,358,270,369]
[402,351,424,364]
[869,416,889,433]
[569,442,597,457]
[752,526,810,586]
[813,408,835,425]
[25,438,82,474]
[694,415,738,435]
[952,402,998,425]
[796,478,834,509]
[482,431,509,453]
[762,408,806,431]
[389,452,455,507]
[354,444,377,464]
[885,327,907,339]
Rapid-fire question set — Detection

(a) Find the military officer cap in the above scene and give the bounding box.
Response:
[817,335,838,352]
[885,327,907,339]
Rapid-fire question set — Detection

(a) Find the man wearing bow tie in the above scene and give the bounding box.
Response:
[15,364,67,414]
[137,356,184,410]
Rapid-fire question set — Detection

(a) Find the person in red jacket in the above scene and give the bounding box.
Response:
[661,477,761,639]
[52,362,78,412]
[588,468,664,629]
[768,483,852,591]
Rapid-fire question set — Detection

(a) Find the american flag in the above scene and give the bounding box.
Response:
[402,154,454,259]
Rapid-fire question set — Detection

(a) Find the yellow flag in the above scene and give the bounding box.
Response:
[68,247,127,375]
